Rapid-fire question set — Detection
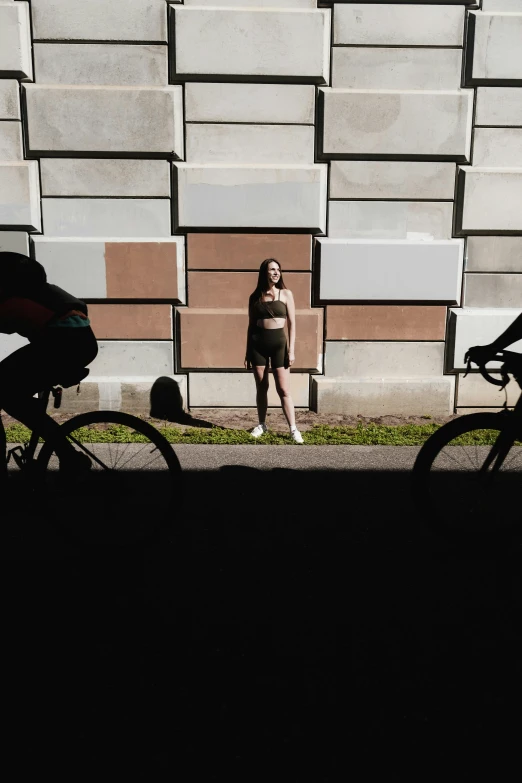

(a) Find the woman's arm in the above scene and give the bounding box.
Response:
[244,302,255,369]
[285,290,296,366]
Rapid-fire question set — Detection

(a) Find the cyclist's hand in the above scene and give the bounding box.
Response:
[465,344,498,367]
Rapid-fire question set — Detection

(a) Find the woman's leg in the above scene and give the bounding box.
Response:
[252,365,269,425]
[272,366,296,429]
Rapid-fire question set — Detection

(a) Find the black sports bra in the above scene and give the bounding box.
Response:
[252,291,287,320]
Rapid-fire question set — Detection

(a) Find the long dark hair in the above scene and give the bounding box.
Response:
[249,258,286,313]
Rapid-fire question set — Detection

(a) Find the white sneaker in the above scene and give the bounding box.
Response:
[250,424,267,438]
[291,429,304,444]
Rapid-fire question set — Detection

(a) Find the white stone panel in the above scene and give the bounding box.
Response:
[320,89,473,161]
[40,159,171,198]
[0,231,28,254]
[184,83,315,124]
[0,333,28,363]
[312,377,455,416]
[472,128,522,166]
[467,236,522,272]
[173,7,330,83]
[0,80,20,120]
[24,85,184,157]
[34,44,168,86]
[325,341,445,378]
[0,2,32,80]
[31,0,167,42]
[317,239,464,303]
[185,124,315,164]
[483,0,522,8]
[469,11,522,82]
[32,237,107,299]
[183,0,316,5]
[329,161,456,200]
[475,87,522,125]
[0,122,23,160]
[328,201,454,240]
[174,164,327,233]
[333,4,465,46]
[189,372,310,407]
[332,48,462,90]
[0,162,41,232]
[459,167,522,233]
[41,199,172,238]
[464,274,522,307]
[457,372,520,407]
[449,307,522,370]
[89,342,174,377]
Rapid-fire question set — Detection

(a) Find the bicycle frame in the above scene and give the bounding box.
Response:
[3,388,53,471]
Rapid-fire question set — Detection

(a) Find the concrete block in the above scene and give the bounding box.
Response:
[457,371,519,407]
[0,333,28,363]
[0,80,20,120]
[184,83,314,124]
[332,47,462,90]
[328,201,453,240]
[448,307,522,370]
[320,89,473,161]
[464,273,522,307]
[468,11,522,83]
[0,122,23,160]
[41,199,172,238]
[483,0,522,8]
[172,7,330,83]
[187,233,311,271]
[325,341,445,378]
[472,128,522,166]
[186,124,315,164]
[179,308,323,371]
[0,231,28,254]
[326,305,447,341]
[466,236,522,271]
[88,305,172,340]
[0,2,32,80]
[34,43,168,87]
[0,163,41,232]
[24,85,184,157]
[333,4,465,46]
[57,375,188,415]
[311,377,455,416]
[317,239,464,303]
[31,0,167,42]
[174,164,327,233]
[329,161,456,200]
[89,342,174,377]
[188,271,311,309]
[189,372,310,408]
[459,167,522,233]
[475,87,522,125]
[40,159,170,198]
[32,237,186,302]
[182,0,316,5]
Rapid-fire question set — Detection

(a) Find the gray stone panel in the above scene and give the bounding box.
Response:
[459,167,522,233]
[467,236,522,271]
[41,199,171,237]
[0,80,20,120]
[320,89,473,161]
[332,48,462,90]
[449,307,522,370]
[333,4,465,46]
[328,201,454,240]
[325,341,445,378]
[34,44,168,86]
[24,85,184,157]
[475,87,522,125]
[89,342,174,377]
[184,83,315,124]
[468,11,522,83]
[40,159,171,197]
[0,2,32,79]
[0,231,29,254]
[0,121,23,160]
[464,273,522,307]
[0,162,41,232]
[472,128,522,166]
[457,371,519,407]
[312,377,455,416]
[185,124,315,164]
[31,0,167,42]
[32,237,107,298]
[189,372,310,407]
[483,0,522,8]
[329,161,456,200]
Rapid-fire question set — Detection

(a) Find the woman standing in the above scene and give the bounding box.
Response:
[244,258,303,444]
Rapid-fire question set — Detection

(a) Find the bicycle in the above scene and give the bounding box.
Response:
[412,350,522,541]
[1,367,182,549]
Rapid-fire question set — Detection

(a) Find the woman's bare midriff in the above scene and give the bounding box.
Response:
[256,318,286,329]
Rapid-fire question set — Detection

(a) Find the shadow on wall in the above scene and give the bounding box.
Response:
[149,375,218,429]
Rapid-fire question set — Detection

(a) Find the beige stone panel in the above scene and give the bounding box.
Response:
[312,377,455,416]
[189,372,310,407]
[326,306,447,341]
[179,308,322,370]
[0,121,23,160]
[467,236,522,272]
[329,161,456,200]
[457,372,519,407]
[187,233,311,270]
[105,242,181,301]
[88,305,172,340]
[0,81,20,120]
[187,271,311,309]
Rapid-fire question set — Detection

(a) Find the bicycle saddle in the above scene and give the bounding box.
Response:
[57,367,90,388]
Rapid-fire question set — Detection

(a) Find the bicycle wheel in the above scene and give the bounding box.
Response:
[36,411,182,549]
[412,412,522,539]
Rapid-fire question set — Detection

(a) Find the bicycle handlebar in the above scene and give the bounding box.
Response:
[465,349,522,387]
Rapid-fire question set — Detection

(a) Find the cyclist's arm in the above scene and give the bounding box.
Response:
[488,313,522,351]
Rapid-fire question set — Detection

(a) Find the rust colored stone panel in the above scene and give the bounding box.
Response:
[89,304,172,339]
[179,308,322,371]
[326,305,447,341]
[105,242,180,299]
[187,233,311,270]
[188,271,311,309]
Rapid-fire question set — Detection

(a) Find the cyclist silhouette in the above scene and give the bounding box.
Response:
[467,313,522,367]
[0,252,98,471]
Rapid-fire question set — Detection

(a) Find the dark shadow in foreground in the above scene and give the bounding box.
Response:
[150,376,222,429]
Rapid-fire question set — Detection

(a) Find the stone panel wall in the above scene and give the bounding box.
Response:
[1,1,519,415]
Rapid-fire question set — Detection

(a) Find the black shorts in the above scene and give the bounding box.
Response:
[249,327,289,369]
